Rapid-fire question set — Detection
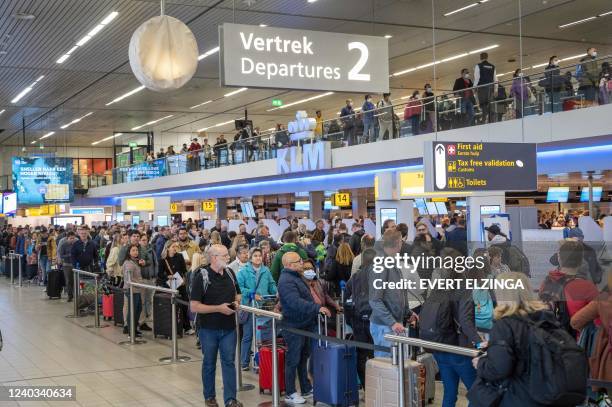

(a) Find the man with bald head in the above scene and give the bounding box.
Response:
[278,251,331,404]
[190,244,243,407]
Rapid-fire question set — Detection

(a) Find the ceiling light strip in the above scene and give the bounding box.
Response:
[224,87,248,97]
[190,100,213,109]
[10,75,44,103]
[131,115,174,131]
[443,0,488,17]
[198,46,220,61]
[105,85,146,106]
[267,92,334,112]
[59,112,94,129]
[56,11,118,64]
[197,119,237,132]
[92,132,123,145]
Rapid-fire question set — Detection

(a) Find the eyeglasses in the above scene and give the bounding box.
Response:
[212,254,230,258]
[290,259,304,265]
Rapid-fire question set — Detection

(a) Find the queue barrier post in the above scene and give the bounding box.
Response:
[235,308,255,392]
[118,281,147,346]
[384,334,482,407]
[160,293,190,363]
[72,269,110,329]
[17,253,23,287]
[238,304,284,407]
[66,268,82,318]
[9,251,15,285]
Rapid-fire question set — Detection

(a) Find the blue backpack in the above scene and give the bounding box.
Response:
[473,289,494,330]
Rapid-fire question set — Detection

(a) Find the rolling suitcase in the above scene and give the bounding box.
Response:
[365,357,425,407]
[258,345,285,394]
[46,268,63,299]
[312,315,360,407]
[416,352,437,404]
[113,288,124,326]
[153,292,183,339]
[102,294,114,320]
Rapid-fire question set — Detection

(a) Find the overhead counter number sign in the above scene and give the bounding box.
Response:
[425,142,537,192]
[170,203,178,213]
[332,193,351,207]
[219,23,389,93]
[202,200,216,212]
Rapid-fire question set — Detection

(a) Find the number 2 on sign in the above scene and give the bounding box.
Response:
[348,42,370,81]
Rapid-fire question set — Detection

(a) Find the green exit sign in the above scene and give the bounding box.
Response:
[129,142,138,148]
[272,99,283,107]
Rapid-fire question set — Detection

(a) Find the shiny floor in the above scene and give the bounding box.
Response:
[0,280,467,406]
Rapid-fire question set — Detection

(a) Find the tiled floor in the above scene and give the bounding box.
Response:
[0,280,467,406]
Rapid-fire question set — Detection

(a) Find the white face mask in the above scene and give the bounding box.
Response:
[463,73,470,79]
[591,51,597,58]
[367,98,372,103]
[426,87,432,92]
[303,269,316,280]
[518,72,524,77]
[553,60,559,66]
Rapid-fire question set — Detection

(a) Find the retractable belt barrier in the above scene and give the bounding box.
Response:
[69,269,108,329]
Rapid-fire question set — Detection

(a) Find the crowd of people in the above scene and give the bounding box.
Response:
[0,211,609,406]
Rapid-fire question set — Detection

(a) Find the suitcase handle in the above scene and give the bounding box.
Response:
[317,313,328,347]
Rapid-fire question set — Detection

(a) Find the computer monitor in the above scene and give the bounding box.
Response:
[240,201,257,218]
[435,202,448,215]
[294,201,310,211]
[414,198,428,215]
[426,202,438,215]
[380,208,397,225]
[579,187,602,202]
[546,187,569,203]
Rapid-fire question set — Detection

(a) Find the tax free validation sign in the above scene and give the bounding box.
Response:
[424,142,537,192]
[219,23,389,93]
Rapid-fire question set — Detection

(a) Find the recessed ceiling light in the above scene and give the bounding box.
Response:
[259,24,268,27]
[197,119,237,132]
[59,112,93,129]
[384,34,393,39]
[307,0,318,3]
[0,109,5,115]
[92,132,123,146]
[40,131,55,140]
[13,12,35,20]
[55,11,118,64]
[105,85,145,106]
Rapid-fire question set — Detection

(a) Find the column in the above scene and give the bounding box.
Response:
[351,189,367,219]
[466,192,506,242]
[373,172,414,239]
[216,198,227,220]
[309,191,324,221]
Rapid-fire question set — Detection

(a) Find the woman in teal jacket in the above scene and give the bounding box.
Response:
[237,247,277,370]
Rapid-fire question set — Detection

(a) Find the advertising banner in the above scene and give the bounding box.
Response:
[220,23,389,93]
[12,157,74,204]
[117,159,166,182]
[424,142,537,192]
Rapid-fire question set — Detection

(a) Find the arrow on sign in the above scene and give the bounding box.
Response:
[435,143,447,189]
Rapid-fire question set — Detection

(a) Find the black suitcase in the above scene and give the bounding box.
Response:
[113,288,125,326]
[153,292,183,339]
[46,268,63,299]
[3,256,19,278]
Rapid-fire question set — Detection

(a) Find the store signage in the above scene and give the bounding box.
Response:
[125,198,155,211]
[219,23,389,93]
[276,141,331,175]
[288,111,316,141]
[71,207,104,215]
[332,193,351,207]
[202,200,216,212]
[424,142,537,192]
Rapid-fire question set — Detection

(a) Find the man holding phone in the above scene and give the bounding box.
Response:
[190,244,243,407]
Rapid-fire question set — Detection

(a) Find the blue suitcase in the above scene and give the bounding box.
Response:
[312,315,359,407]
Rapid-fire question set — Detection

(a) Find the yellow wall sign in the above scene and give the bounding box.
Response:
[332,193,351,207]
[202,200,216,212]
[431,197,448,202]
[399,171,425,197]
[126,198,155,211]
[170,203,178,213]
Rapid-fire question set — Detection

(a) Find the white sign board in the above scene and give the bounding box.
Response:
[219,23,389,93]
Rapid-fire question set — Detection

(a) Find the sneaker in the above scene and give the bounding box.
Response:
[225,400,243,407]
[135,330,143,338]
[205,398,219,407]
[241,365,250,371]
[185,328,195,335]
[285,393,306,404]
[301,390,313,399]
[140,323,152,331]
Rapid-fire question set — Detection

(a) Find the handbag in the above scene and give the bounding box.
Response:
[238,272,262,324]
[467,376,507,407]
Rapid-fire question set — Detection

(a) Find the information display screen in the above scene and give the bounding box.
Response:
[426,202,438,215]
[240,201,257,218]
[546,187,570,203]
[117,159,167,183]
[294,201,310,211]
[380,208,397,225]
[157,215,169,226]
[2,193,17,214]
[52,216,83,227]
[414,198,428,215]
[580,187,602,202]
[12,157,74,204]
[435,202,449,215]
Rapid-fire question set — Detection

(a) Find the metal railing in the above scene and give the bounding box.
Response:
[6,251,23,287]
[101,54,612,186]
[384,334,483,407]
[68,269,109,329]
[238,304,283,407]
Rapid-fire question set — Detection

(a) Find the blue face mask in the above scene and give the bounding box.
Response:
[303,269,316,280]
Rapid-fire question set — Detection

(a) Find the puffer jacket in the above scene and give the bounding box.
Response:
[236,262,277,305]
[278,268,320,329]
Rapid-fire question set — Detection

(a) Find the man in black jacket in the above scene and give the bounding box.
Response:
[349,223,365,256]
[453,68,476,127]
[71,227,98,272]
[473,52,496,124]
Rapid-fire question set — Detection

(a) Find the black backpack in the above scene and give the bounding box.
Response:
[539,274,577,337]
[419,290,456,344]
[520,316,588,406]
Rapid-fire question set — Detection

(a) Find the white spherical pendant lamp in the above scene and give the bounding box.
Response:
[129,14,198,92]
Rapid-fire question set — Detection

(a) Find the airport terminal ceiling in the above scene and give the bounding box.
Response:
[0,0,610,148]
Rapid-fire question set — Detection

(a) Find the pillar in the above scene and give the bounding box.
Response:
[466,192,506,242]
[216,198,227,220]
[309,191,324,221]
[351,189,367,219]
[374,172,414,239]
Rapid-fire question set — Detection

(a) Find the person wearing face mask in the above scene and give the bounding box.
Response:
[403,90,422,136]
[542,55,565,113]
[340,99,356,146]
[303,259,341,319]
[453,68,476,127]
[361,94,376,143]
[236,248,277,371]
[510,69,531,118]
[473,52,497,124]
[422,83,435,132]
[578,47,599,105]
[376,92,394,140]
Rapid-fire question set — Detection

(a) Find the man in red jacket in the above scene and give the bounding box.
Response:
[188,137,202,172]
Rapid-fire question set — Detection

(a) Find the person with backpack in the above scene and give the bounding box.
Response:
[539,240,599,337]
[470,249,495,337]
[571,272,612,396]
[345,249,376,389]
[269,231,308,283]
[189,244,243,407]
[420,247,484,407]
[469,272,589,407]
[486,224,531,277]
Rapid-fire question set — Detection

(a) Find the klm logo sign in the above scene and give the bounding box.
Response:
[287,111,315,141]
[276,141,331,175]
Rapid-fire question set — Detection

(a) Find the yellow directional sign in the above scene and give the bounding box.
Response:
[332,193,351,207]
[202,200,216,212]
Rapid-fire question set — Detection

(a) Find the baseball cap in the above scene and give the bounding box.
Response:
[485,224,501,235]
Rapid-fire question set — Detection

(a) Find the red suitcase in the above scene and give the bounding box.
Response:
[258,345,285,394]
[102,294,114,320]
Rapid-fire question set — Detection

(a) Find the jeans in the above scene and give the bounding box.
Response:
[63,263,74,299]
[546,91,564,113]
[141,278,156,323]
[433,352,477,407]
[362,120,375,143]
[352,318,374,388]
[282,329,313,396]
[410,115,420,135]
[125,292,142,332]
[241,314,254,367]
[199,328,237,404]
[462,99,475,127]
[344,126,356,146]
[38,255,49,283]
[369,322,393,358]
